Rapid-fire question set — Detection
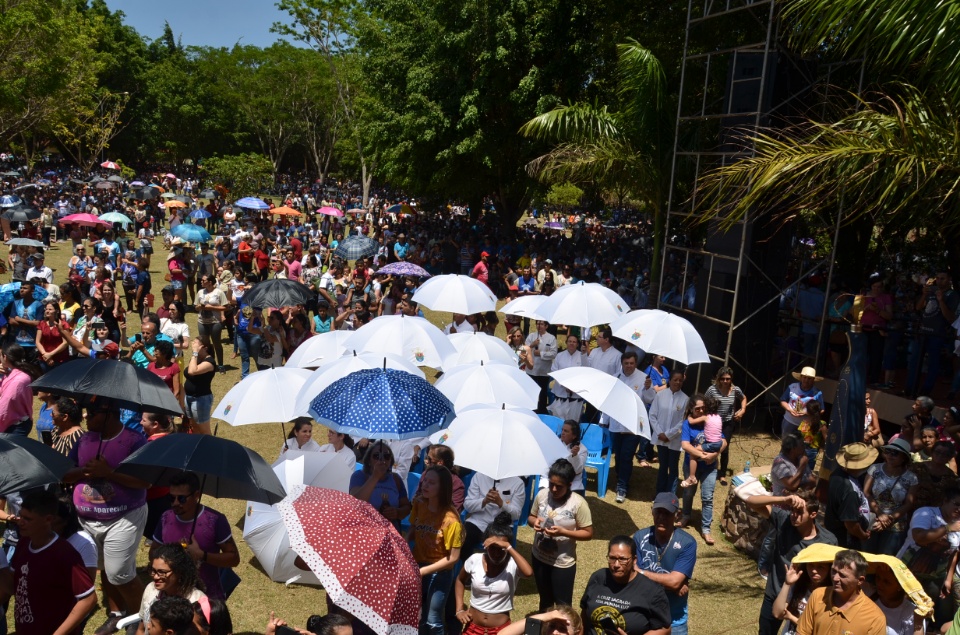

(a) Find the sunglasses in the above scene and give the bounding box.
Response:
[172,493,195,504]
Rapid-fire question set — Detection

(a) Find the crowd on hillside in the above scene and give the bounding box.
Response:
[0,154,959,635]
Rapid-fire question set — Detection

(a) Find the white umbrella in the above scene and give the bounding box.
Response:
[429,404,568,479]
[444,332,517,367]
[344,314,456,369]
[212,367,313,425]
[293,351,426,416]
[549,366,650,437]
[498,295,547,318]
[243,452,352,585]
[610,309,710,364]
[284,331,354,368]
[434,361,540,411]
[534,281,628,327]
[411,274,497,314]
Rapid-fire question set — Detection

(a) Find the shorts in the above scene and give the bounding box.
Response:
[79,504,148,585]
[170,280,184,290]
[464,621,512,635]
[185,393,213,423]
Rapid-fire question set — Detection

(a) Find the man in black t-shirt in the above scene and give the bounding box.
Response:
[823,442,876,547]
[746,490,837,635]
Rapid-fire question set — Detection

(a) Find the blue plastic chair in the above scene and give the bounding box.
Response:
[580,423,611,496]
[538,414,565,436]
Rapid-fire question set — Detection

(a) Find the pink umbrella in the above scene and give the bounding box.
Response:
[58,213,110,227]
[278,486,420,635]
[317,206,344,217]
[100,161,120,170]
[164,173,176,179]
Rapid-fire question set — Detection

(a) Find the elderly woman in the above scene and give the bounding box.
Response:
[579,536,671,635]
[703,366,747,485]
[863,437,919,555]
[136,543,207,635]
[349,440,411,531]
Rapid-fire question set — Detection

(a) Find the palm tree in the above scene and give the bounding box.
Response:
[519,39,670,286]
[694,0,960,262]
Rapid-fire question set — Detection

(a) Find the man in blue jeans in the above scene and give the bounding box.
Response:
[679,396,726,546]
[604,351,656,503]
[905,270,958,398]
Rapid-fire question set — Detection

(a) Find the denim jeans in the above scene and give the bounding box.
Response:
[236,332,262,379]
[682,462,718,534]
[611,432,640,495]
[420,567,454,635]
[656,447,681,494]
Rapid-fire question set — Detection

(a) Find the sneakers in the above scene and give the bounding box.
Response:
[94,613,125,635]
[615,490,626,504]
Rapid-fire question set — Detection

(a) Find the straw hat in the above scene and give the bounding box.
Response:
[791,366,823,382]
[836,442,878,470]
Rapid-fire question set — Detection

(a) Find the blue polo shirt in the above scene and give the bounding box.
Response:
[634,526,697,629]
[127,333,174,368]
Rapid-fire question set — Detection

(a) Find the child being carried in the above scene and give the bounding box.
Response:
[681,395,723,488]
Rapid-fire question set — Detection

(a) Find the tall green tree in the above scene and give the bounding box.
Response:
[0,0,102,151]
[520,40,670,281]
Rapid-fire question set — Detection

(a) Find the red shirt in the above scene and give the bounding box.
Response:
[147,360,180,394]
[38,319,71,363]
[12,535,95,635]
[238,241,254,263]
[254,249,270,271]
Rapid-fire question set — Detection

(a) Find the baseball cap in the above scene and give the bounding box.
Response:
[91,340,120,359]
[545,259,553,265]
[481,251,490,257]
[652,492,679,513]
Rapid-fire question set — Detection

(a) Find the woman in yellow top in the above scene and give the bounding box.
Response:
[408,465,464,635]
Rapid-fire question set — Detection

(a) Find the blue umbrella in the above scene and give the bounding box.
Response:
[35,179,52,186]
[0,195,22,208]
[43,171,57,177]
[333,235,378,261]
[171,223,211,243]
[234,197,269,210]
[189,209,211,220]
[309,368,453,440]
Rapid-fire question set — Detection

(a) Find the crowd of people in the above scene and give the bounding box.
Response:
[0,157,959,635]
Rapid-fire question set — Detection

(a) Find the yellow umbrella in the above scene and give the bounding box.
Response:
[164,200,187,209]
[791,543,933,617]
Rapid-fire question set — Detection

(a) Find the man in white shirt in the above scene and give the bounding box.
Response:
[585,327,621,421]
[444,313,476,334]
[26,253,53,285]
[605,351,657,503]
[648,372,689,495]
[525,319,558,413]
[548,333,588,421]
[460,473,526,560]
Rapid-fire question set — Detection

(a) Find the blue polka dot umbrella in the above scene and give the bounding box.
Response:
[309,368,453,440]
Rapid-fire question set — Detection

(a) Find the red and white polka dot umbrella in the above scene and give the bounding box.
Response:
[278,485,420,635]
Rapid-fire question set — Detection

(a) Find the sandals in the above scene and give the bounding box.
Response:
[703,533,715,546]
[680,476,698,489]
[638,460,651,468]
[719,478,728,486]
[675,518,690,529]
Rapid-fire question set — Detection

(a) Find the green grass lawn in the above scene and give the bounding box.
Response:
[22,232,782,634]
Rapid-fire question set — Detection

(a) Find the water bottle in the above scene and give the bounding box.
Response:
[744,460,751,474]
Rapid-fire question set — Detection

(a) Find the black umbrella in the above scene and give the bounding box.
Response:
[0,434,76,497]
[116,434,286,505]
[1,207,40,222]
[107,175,124,183]
[31,358,183,415]
[88,176,105,183]
[131,187,160,201]
[198,189,218,199]
[243,278,314,310]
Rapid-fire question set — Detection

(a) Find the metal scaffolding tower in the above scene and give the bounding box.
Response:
[658,0,860,409]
